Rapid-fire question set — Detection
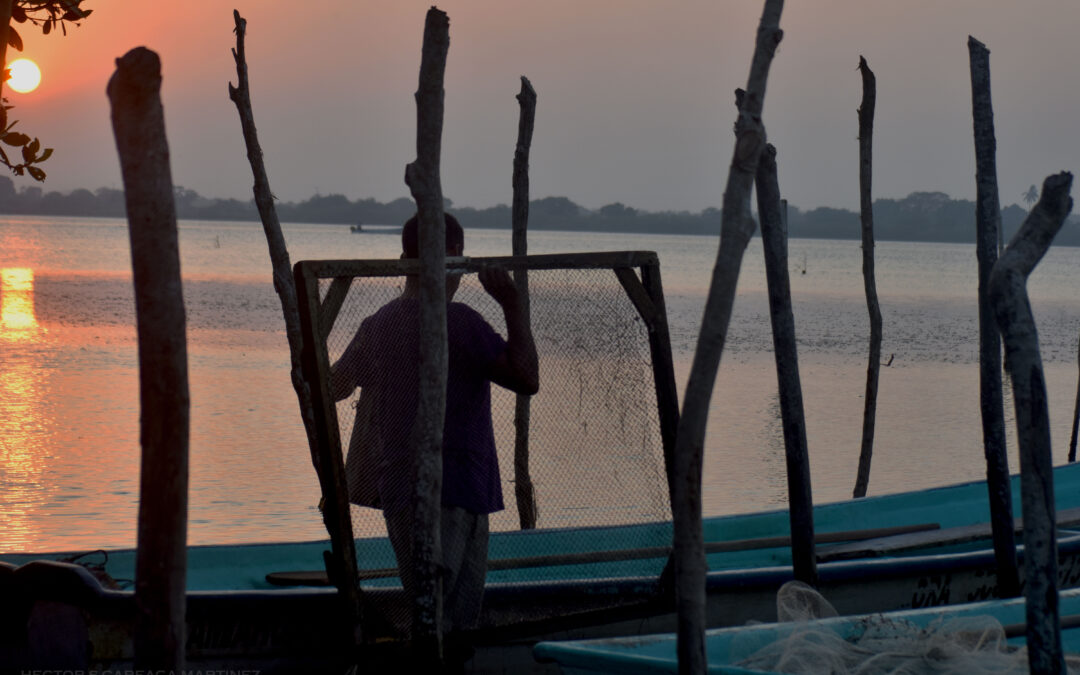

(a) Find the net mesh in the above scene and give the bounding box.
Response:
[312,258,671,632]
[734,582,1080,674]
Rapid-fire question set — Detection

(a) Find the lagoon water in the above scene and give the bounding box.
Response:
[2,214,1080,553]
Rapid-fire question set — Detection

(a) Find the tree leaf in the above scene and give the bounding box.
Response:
[2,132,30,147]
[8,26,23,51]
[11,4,26,22]
[27,166,46,182]
[42,19,52,36]
[37,147,53,163]
[22,138,40,162]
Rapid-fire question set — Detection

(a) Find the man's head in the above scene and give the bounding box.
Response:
[401,212,464,258]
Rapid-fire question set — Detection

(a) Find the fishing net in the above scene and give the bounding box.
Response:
[298,252,673,634]
[734,581,1080,674]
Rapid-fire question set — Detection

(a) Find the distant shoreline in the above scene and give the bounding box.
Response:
[2,176,1078,247]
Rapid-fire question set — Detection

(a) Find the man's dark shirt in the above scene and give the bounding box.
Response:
[333,298,507,514]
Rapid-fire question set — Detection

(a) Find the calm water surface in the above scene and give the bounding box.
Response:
[2,215,1080,552]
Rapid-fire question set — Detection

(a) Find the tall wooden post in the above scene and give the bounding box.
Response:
[967,36,1020,598]
[990,172,1073,675]
[672,2,784,672]
[512,76,538,529]
[403,7,451,664]
[108,47,190,671]
[852,56,881,499]
[1069,330,1080,463]
[755,144,816,587]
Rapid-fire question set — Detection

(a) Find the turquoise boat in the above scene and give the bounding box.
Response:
[533,584,1080,674]
[5,462,1080,672]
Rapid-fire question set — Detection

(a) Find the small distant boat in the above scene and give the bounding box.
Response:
[350,223,364,232]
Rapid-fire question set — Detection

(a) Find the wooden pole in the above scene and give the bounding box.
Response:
[512,75,538,530]
[672,2,783,672]
[1069,329,1080,463]
[967,35,1020,598]
[990,171,1073,675]
[755,144,817,587]
[228,11,323,480]
[107,46,189,671]
[228,12,363,643]
[852,56,881,499]
[403,6,450,664]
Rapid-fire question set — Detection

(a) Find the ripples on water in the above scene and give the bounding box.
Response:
[2,216,1080,552]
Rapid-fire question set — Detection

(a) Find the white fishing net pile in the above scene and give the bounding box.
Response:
[733,582,1080,674]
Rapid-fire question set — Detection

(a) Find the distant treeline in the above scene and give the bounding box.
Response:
[2,176,1077,246]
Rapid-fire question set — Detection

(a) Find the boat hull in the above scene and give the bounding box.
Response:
[6,463,1080,672]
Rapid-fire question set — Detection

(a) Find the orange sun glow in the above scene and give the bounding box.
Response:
[6,58,41,94]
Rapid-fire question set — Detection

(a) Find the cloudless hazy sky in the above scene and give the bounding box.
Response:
[4,1,1079,213]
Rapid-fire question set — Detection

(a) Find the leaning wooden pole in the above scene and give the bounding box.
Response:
[512,76,538,529]
[755,144,816,587]
[403,6,451,663]
[990,171,1073,675]
[1068,329,1080,463]
[967,36,1020,598]
[852,56,881,499]
[108,47,190,671]
[228,11,322,480]
[672,2,783,672]
[228,12,363,642]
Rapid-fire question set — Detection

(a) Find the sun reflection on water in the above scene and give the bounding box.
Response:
[1,267,41,334]
[0,267,46,549]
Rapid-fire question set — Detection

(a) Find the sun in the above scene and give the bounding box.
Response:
[6,58,41,94]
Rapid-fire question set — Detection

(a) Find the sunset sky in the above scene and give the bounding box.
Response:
[4,1,1079,213]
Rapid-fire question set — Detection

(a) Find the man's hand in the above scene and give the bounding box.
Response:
[477,264,538,395]
[478,265,520,309]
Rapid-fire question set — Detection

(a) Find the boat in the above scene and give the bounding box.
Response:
[6,462,1080,672]
[533,583,1080,674]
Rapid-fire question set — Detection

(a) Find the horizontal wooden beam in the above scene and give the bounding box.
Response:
[295,251,660,280]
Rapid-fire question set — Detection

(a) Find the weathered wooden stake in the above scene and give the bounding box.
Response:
[672,2,783,672]
[228,11,363,642]
[512,75,538,530]
[852,56,881,499]
[1069,329,1080,463]
[755,144,817,587]
[967,35,1020,598]
[403,6,451,663]
[228,11,322,478]
[990,171,1073,675]
[108,46,189,671]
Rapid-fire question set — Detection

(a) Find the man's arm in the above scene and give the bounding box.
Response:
[479,266,539,395]
[330,324,368,402]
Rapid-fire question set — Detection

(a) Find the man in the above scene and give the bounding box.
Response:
[330,212,539,636]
